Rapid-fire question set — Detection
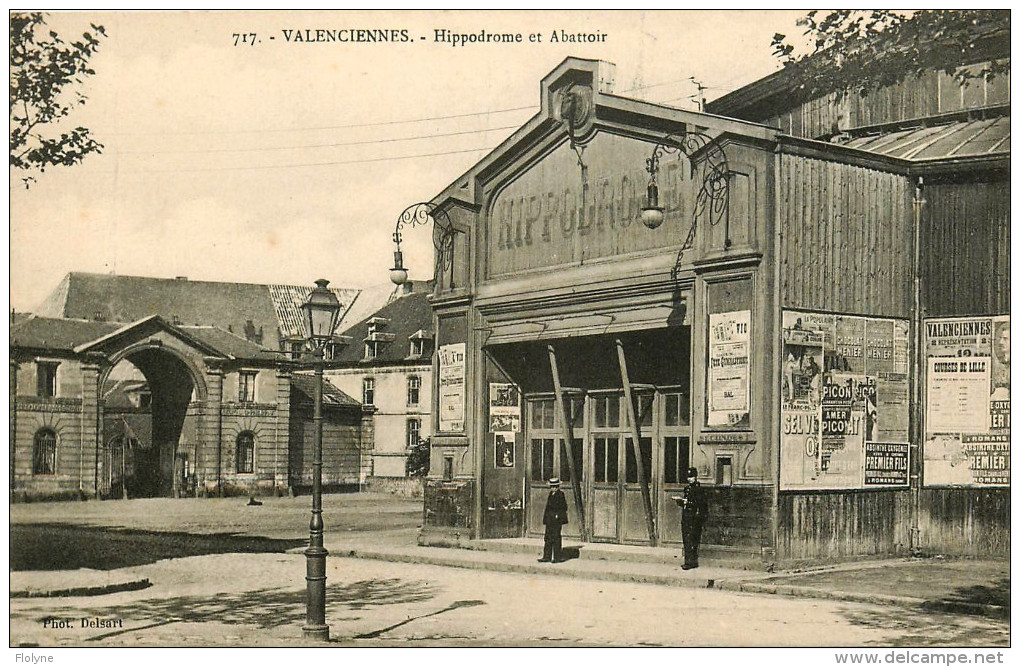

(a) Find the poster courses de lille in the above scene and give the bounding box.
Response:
[780,310,912,490]
[923,315,1010,487]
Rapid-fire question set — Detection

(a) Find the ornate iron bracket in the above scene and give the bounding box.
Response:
[391,202,458,287]
[642,130,732,281]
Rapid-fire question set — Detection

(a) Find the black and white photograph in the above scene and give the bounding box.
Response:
[8,8,1010,659]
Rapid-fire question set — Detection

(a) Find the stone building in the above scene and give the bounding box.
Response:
[9,271,397,500]
[328,281,434,479]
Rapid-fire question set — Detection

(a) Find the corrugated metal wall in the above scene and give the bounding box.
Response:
[778,154,912,318]
[779,490,912,562]
[917,177,1009,558]
[776,153,914,561]
[921,179,1010,317]
[765,63,1010,139]
[918,488,1010,556]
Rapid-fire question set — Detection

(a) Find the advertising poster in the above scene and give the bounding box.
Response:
[923,316,1009,487]
[438,343,466,432]
[780,310,910,489]
[494,433,516,469]
[707,310,750,426]
[489,382,521,469]
[488,382,521,434]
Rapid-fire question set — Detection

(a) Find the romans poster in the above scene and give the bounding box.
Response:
[780,310,910,489]
[923,316,1010,487]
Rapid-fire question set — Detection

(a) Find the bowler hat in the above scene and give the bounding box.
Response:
[548,477,561,487]
[686,467,698,478]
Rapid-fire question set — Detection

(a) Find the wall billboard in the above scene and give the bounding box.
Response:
[438,343,466,432]
[780,310,911,490]
[707,310,751,427]
[489,382,521,469]
[923,316,1009,487]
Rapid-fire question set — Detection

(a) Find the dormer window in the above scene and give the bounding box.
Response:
[363,324,396,361]
[408,329,434,358]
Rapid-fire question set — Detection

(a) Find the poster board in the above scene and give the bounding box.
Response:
[780,310,910,490]
[923,316,1009,487]
[489,382,521,469]
[707,310,750,427]
[438,343,466,432]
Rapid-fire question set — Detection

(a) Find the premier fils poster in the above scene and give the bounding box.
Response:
[923,316,1010,487]
[780,310,911,490]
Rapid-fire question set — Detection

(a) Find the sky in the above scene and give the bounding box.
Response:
[9,9,807,313]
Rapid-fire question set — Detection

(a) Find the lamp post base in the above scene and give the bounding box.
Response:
[304,544,329,641]
[302,624,330,641]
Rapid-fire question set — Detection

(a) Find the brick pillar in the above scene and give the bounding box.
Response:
[80,353,105,498]
[275,365,292,493]
[359,406,376,484]
[201,359,225,496]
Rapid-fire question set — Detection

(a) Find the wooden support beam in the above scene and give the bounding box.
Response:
[548,344,588,542]
[616,339,657,546]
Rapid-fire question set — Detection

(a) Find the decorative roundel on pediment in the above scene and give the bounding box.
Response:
[556,83,596,143]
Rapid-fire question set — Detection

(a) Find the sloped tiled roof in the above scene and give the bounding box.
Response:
[267,283,359,341]
[11,315,273,362]
[337,282,407,333]
[290,373,361,408]
[178,326,278,361]
[33,272,364,350]
[11,316,123,351]
[838,116,1010,161]
[332,287,433,366]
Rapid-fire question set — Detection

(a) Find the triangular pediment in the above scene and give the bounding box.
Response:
[73,315,228,359]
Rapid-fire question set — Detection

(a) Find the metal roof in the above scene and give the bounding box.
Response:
[839,116,1009,161]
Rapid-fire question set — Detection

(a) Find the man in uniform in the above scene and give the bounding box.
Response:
[681,467,708,570]
[539,477,568,563]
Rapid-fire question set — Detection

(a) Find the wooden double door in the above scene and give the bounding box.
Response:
[525,389,691,545]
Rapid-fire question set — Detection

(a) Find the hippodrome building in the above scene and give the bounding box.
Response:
[415,57,1008,566]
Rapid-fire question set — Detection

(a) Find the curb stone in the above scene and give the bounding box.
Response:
[11,578,151,598]
[331,547,1008,621]
[712,580,1009,621]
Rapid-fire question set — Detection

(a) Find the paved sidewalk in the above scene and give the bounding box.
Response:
[323,537,1009,620]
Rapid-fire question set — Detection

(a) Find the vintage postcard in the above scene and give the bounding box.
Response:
[9,9,1010,659]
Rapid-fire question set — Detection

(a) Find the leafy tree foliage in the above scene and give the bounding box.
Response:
[10,13,106,187]
[405,436,431,478]
[771,10,1009,100]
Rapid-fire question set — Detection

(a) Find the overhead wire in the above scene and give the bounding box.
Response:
[111,75,732,173]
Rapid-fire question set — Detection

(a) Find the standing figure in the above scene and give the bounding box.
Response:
[681,467,708,570]
[539,477,568,563]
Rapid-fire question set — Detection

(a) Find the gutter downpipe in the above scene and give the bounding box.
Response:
[910,177,926,556]
[769,149,784,570]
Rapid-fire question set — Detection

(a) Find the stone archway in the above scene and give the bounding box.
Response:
[100,345,205,498]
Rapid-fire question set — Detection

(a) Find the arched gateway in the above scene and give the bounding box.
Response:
[11,315,373,500]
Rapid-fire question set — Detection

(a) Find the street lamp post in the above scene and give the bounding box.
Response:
[300,278,342,642]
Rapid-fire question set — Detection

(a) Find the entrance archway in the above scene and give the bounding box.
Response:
[100,346,202,498]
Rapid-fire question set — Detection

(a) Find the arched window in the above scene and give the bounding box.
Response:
[33,429,56,475]
[236,431,255,474]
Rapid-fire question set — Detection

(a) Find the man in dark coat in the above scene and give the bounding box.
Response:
[681,467,708,570]
[539,477,568,563]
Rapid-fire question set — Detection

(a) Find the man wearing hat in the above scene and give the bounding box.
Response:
[539,477,568,563]
[680,467,708,570]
